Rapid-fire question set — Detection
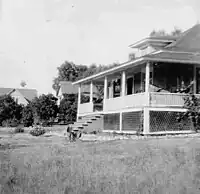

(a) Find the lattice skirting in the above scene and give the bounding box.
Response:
[122,111,143,132]
[150,111,194,132]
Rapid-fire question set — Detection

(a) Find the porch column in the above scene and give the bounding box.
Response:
[193,65,197,94]
[90,81,93,102]
[144,62,150,134]
[121,71,126,96]
[103,76,108,110]
[77,84,81,120]
[145,62,150,106]
[143,108,150,135]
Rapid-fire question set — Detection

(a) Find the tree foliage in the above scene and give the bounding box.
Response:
[150,26,182,37]
[58,94,78,124]
[0,95,23,126]
[177,94,200,132]
[22,104,34,127]
[31,94,58,125]
[52,61,79,92]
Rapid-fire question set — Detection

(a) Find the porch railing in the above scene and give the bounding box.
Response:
[150,92,187,107]
[104,93,146,112]
[78,102,94,115]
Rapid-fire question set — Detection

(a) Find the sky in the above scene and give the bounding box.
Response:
[0,0,199,95]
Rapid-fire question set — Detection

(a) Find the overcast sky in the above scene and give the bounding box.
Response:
[0,0,199,94]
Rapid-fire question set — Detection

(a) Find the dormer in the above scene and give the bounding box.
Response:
[129,36,178,58]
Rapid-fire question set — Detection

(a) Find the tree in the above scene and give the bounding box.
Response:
[149,26,182,37]
[31,94,58,125]
[22,104,34,127]
[0,95,23,126]
[58,94,78,124]
[150,29,168,37]
[52,61,79,92]
[20,80,27,87]
[171,26,182,36]
[177,94,200,132]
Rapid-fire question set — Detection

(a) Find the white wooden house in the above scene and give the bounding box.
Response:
[72,24,200,134]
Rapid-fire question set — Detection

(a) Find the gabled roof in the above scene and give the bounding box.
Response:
[145,50,200,63]
[0,88,13,96]
[166,24,200,52]
[73,24,200,85]
[0,87,38,101]
[16,89,37,101]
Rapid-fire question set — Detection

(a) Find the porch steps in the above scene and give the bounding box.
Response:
[71,114,104,132]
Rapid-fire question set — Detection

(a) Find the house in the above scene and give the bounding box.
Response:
[72,24,200,135]
[56,81,101,105]
[0,87,38,105]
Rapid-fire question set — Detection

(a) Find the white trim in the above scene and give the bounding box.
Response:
[103,130,137,134]
[73,54,200,85]
[143,108,150,134]
[146,57,200,65]
[129,38,175,48]
[103,107,144,114]
[149,107,187,112]
[148,130,193,135]
[78,111,103,117]
[73,58,145,85]
[160,50,200,54]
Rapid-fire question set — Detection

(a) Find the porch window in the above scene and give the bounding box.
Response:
[126,77,134,95]
[134,72,145,93]
[113,78,121,98]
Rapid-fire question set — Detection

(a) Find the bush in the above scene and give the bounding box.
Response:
[30,126,46,136]
[14,125,24,133]
[2,118,19,127]
[22,105,34,127]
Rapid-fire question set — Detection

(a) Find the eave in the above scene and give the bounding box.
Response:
[73,50,200,85]
[129,38,175,48]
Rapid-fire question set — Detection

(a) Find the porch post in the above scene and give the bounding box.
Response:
[121,71,126,96]
[143,62,150,134]
[143,108,150,134]
[77,84,81,120]
[90,81,93,102]
[145,62,150,95]
[193,65,196,94]
[103,76,108,110]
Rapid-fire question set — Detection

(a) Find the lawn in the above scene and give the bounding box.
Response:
[1,132,200,194]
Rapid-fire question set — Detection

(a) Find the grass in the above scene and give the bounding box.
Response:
[1,132,200,193]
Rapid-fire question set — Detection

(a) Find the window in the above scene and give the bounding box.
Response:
[126,77,133,95]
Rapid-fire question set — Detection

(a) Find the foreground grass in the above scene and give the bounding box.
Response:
[1,134,200,193]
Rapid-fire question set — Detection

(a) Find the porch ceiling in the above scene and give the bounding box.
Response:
[73,50,200,85]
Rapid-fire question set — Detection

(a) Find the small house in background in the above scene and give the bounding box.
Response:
[0,87,38,105]
[56,81,100,105]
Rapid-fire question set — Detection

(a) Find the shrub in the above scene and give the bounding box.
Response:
[22,104,34,127]
[2,118,19,127]
[14,125,24,133]
[0,95,23,126]
[30,126,46,136]
[177,93,200,132]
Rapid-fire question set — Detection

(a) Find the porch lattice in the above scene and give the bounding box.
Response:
[150,111,193,132]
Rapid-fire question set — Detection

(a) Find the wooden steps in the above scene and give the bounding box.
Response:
[71,114,103,131]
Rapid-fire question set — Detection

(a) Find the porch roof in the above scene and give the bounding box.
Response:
[73,50,200,85]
